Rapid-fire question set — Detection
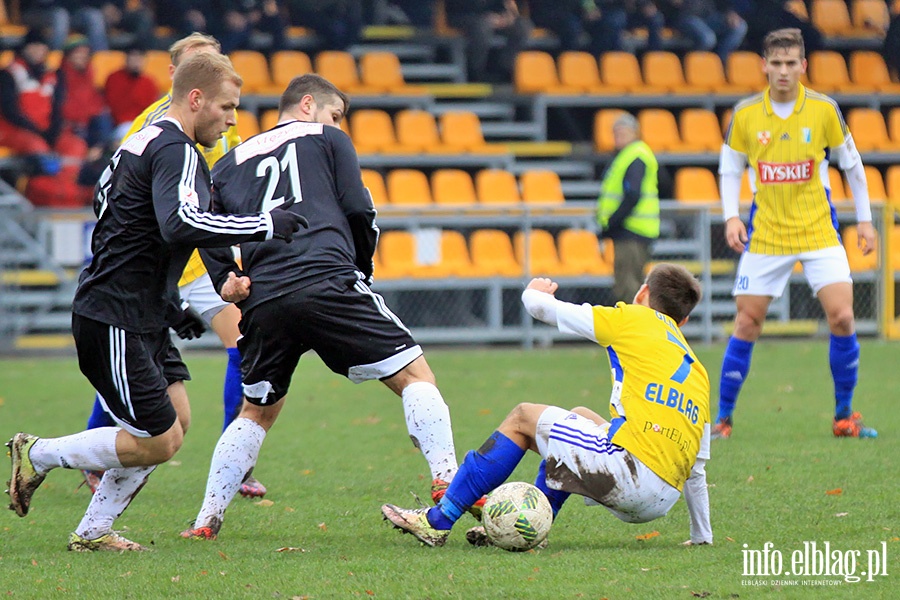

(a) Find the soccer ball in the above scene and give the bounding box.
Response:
[482,482,553,551]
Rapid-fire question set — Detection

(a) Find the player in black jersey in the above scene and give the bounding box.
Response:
[180,74,476,540]
[5,52,306,552]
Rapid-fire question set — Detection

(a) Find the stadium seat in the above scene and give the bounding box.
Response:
[829,167,847,201]
[91,50,125,88]
[594,109,628,152]
[435,230,480,278]
[885,107,900,148]
[807,51,868,93]
[0,49,12,68]
[557,229,613,276]
[229,50,278,95]
[361,169,388,206]
[395,109,451,153]
[811,0,856,36]
[851,0,890,34]
[848,51,900,93]
[359,51,426,94]
[469,229,523,276]
[235,109,260,141]
[720,108,734,137]
[270,50,313,89]
[349,109,405,154]
[557,51,606,94]
[386,169,433,206]
[684,51,750,94]
[887,165,900,210]
[520,170,565,204]
[514,229,571,276]
[377,230,417,278]
[259,109,279,132]
[679,108,724,152]
[842,226,877,271]
[846,108,898,152]
[431,169,477,205]
[674,167,720,203]
[727,52,766,90]
[642,51,692,93]
[383,229,469,279]
[144,50,172,92]
[476,169,521,204]
[785,0,809,19]
[315,51,374,95]
[600,52,660,93]
[439,111,507,154]
[638,108,684,152]
[515,50,571,94]
[860,165,886,203]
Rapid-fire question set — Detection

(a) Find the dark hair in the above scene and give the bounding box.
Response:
[644,263,702,324]
[279,73,350,116]
[763,28,805,60]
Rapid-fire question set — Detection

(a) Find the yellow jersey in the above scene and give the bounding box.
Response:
[725,84,849,254]
[593,303,710,491]
[123,92,242,286]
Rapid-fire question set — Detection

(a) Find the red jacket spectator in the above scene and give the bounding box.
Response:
[104,46,159,129]
[58,35,106,132]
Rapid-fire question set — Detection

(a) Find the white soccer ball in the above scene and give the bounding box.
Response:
[482,481,553,551]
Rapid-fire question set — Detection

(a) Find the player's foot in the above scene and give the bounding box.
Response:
[381,504,450,547]
[6,433,46,517]
[711,417,732,440]
[465,525,549,549]
[80,469,103,494]
[180,517,222,540]
[833,412,877,438]
[67,531,146,552]
[431,478,487,521]
[239,475,267,498]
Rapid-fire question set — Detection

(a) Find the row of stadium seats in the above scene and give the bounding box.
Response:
[375,228,613,279]
[594,107,900,153]
[515,49,900,95]
[804,0,891,37]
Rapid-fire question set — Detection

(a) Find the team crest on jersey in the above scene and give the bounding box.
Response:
[757,131,771,145]
[801,128,811,143]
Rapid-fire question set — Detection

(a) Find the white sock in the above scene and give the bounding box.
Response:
[30,427,123,474]
[194,418,266,529]
[401,381,458,482]
[75,465,156,540]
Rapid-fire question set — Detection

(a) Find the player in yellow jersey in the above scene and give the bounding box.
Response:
[714,28,877,440]
[382,264,713,548]
[81,33,269,497]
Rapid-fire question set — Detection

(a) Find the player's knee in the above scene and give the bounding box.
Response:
[734,310,764,337]
[504,403,539,432]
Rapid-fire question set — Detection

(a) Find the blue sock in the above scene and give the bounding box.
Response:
[718,336,754,421]
[86,393,114,429]
[427,431,525,530]
[222,347,243,432]
[830,333,859,420]
[533,460,569,519]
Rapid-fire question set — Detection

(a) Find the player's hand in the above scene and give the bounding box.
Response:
[270,197,309,242]
[220,271,251,303]
[526,277,558,295]
[857,221,876,256]
[725,217,748,253]
[173,303,205,340]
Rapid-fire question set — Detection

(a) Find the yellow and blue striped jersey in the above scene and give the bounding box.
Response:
[124,92,242,286]
[725,84,848,254]
[592,303,710,490]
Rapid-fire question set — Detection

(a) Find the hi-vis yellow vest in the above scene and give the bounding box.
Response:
[597,140,660,239]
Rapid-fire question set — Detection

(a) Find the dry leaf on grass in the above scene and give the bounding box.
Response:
[825,488,842,496]
[275,547,307,553]
[834,513,849,517]
[636,531,660,541]
[255,499,275,507]
[318,522,328,531]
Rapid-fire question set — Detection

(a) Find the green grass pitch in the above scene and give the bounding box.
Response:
[0,341,898,599]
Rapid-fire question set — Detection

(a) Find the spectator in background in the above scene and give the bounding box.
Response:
[529,1,664,53]
[58,35,112,159]
[445,0,532,83]
[217,0,287,54]
[626,1,666,52]
[884,11,900,80]
[391,0,434,27]
[19,0,107,50]
[736,0,824,56]
[0,29,92,207]
[658,0,747,62]
[287,0,364,51]
[104,44,159,140]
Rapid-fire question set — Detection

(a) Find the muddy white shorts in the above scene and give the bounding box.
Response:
[732,245,852,298]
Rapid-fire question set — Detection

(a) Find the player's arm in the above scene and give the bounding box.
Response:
[332,130,378,280]
[683,423,713,545]
[831,134,875,255]
[719,108,749,253]
[521,279,604,343]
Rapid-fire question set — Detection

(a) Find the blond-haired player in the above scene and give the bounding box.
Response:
[714,28,877,439]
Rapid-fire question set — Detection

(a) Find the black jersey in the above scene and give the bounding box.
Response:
[73,119,276,333]
[202,120,378,312]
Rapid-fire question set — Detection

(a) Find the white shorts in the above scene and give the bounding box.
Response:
[178,272,230,325]
[535,407,680,524]
[732,245,852,298]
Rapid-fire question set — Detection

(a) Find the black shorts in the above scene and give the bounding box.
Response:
[73,314,189,437]
[238,273,422,405]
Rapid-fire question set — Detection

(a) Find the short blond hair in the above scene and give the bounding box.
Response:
[763,28,805,60]
[169,32,221,66]
[172,51,242,102]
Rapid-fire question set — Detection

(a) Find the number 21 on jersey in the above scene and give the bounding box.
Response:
[257,142,303,212]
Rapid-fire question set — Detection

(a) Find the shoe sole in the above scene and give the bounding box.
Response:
[381,505,447,547]
[7,434,43,518]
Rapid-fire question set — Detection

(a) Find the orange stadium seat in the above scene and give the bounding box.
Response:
[829,167,847,201]
[431,230,480,278]
[638,108,684,152]
[811,0,855,36]
[594,109,628,152]
[885,107,900,146]
[514,229,570,276]
[720,108,734,136]
[476,169,521,204]
[557,229,613,276]
[360,169,388,206]
[229,50,278,95]
[235,109,260,140]
[684,51,750,94]
[852,0,890,34]
[259,109,279,132]
[642,51,692,93]
[846,108,898,151]
[144,50,172,92]
[674,167,720,203]
[395,109,449,153]
[359,51,426,94]
[807,51,868,93]
[600,52,659,93]
[515,51,565,94]
[431,169,477,205]
[886,165,900,210]
[91,50,125,88]
[849,51,900,93]
[727,51,766,91]
[860,165,887,203]
[520,170,565,204]
[377,230,417,278]
[0,49,12,68]
[386,169,433,206]
[350,109,404,154]
[842,226,877,271]
[270,50,313,89]
[785,0,809,19]
[679,108,724,152]
[315,51,371,95]
[558,51,606,94]
[469,229,523,276]
[439,111,507,154]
